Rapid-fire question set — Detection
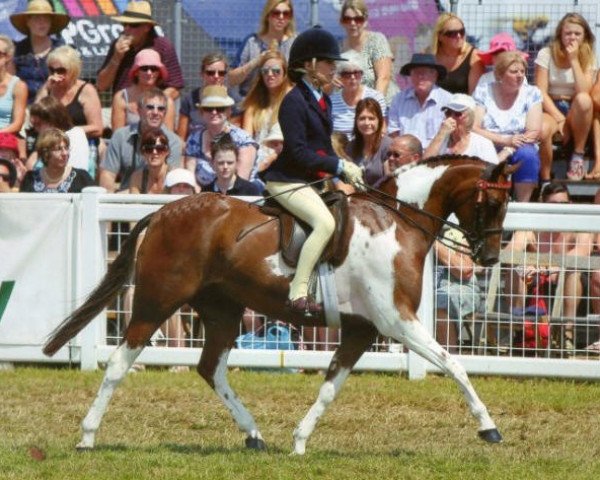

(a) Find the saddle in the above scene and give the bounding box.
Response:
[260,190,349,268]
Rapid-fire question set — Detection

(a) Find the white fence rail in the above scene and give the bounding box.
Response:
[1,189,600,379]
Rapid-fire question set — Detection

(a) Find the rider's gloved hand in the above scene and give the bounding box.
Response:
[337,159,364,190]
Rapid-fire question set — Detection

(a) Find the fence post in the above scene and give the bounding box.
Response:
[449,0,459,14]
[310,0,319,26]
[78,187,106,371]
[408,251,434,379]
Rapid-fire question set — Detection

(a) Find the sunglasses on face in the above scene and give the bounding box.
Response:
[204,69,227,77]
[341,15,365,25]
[386,150,409,160]
[444,109,464,118]
[442,28,466,38]
[261,66,282,76]
[270,9,292,19]
[0,51,8,58]
[121,22,144,29]
[340,70,363,79]
[201,106,227,113]
[142,144,169,154]
[48,66,67,75]
[145,104,167,112]
[139,65,159,73]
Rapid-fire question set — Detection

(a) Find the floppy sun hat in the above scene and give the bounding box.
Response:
[10,0,71,36]
[197,85,235,108]
[112,0,157,25]
[128,48,169,82]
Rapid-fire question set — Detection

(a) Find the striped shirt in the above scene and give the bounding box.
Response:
[331,86,387,139]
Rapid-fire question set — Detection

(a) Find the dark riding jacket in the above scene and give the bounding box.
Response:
[261,81,340,184]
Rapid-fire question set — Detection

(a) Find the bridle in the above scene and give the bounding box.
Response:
[360,163,512,260]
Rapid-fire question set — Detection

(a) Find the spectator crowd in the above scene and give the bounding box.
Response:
[3,0,600,356]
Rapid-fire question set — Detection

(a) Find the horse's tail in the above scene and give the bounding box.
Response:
[43,213,155,357]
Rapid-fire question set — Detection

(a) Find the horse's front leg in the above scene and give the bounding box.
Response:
[197,305,266,450]
[78,343,143,450]
[293,320,378,455]
[385,317,502,443]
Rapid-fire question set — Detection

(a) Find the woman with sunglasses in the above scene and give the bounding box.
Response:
[36,46,103,170]
[177,53,242,142]
[331,51,387,139]
[242,50,292,149]
[184,85,258,189]
[431,13,484,95]
[338,0,398,104]
[228,0,296,102]
[473,52,542,202]
[20,127,93,193]
[424,93,498,164]
[343,98,390,188]
[111,48,174,132]
[129,127,170,194]
[0,35,27,137]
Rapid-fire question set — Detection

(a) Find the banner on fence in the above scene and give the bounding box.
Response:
[0,198,75,345]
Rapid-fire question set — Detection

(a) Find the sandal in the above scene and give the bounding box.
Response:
[566,156,585,181]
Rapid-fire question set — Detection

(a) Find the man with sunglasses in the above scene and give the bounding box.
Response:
[100,88,181,192]
[388,53,451,148]
[96,1,184,100]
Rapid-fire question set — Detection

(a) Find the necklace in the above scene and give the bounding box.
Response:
[43,168,65,184]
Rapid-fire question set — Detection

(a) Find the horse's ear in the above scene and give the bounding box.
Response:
[490,160,519,181]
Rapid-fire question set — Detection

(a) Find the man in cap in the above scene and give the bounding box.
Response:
[96,0,184,100]
[99,87,181,192]
[387,53,452,148]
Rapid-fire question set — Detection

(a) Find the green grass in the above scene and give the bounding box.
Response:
[2,367,600,479]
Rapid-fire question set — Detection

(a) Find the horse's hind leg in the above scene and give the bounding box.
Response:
[387,319,502,443]
[195,296,266,450]
[293,320,378,455]
[77,297,178,450]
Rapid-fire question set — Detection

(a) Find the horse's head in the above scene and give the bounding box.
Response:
[451,160,518,266]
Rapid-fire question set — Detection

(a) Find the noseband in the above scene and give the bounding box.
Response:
[467,178,512,259]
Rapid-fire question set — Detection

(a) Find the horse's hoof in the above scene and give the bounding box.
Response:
[245,436,267,451]
[478,428,503,443]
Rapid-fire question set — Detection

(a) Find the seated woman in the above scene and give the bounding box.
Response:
[344,97,391,187]
[424,93,498,164]
[534,13,596,181]
[26,96,90,174]
[184,85,258,189]
[338,0,398,104]
[330,51,386,139]
[111,48,175,131]
[242,50,292,143]
[473,51,542,202]
[431,13,484,95]
[0,35,28,136]
[20,127,93,192]
[36,45,103,175]
[129,127,170,194]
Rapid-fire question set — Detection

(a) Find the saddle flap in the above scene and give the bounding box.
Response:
[259,190,349,268]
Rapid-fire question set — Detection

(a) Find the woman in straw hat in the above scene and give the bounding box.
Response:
[96,0,184,100]
[9,0,70,104]
[184,85,258,189]
[111,48,175,131]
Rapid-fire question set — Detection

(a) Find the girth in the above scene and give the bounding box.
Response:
[260,190,348,268]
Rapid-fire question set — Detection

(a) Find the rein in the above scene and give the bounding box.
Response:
[355,165,511,258]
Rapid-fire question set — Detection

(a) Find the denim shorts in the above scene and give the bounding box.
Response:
[553,98,571,116]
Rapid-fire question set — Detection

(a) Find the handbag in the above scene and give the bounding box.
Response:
[235,322,296,350]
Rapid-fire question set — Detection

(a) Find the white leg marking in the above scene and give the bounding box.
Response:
[384,320,497,432]
[78,344,142,449]
[213,351,262,441]
[293,368,351,455]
